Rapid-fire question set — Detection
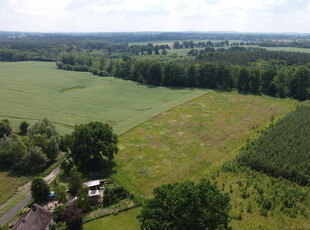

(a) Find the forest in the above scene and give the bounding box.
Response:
[238,102,310,185]
[192,47,310,65]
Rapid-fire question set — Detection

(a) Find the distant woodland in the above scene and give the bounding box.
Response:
[0,32,309,100]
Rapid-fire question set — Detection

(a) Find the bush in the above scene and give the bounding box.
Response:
[0,120,12,137]
[63,203,83,230]
[103,185,130,206]
[53,204,65,222]
[19,121,29,135]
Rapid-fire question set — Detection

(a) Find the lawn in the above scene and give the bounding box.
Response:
[83,208,141,230]
[0,62,205,134]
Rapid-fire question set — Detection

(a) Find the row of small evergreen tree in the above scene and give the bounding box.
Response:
[238,102,310,185]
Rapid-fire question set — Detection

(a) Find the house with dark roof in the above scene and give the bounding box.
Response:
[10,204,53,230]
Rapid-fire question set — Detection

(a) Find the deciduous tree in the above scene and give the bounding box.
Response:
[68,121,118,171]
[31,177,50,203]
[138,179,231,230]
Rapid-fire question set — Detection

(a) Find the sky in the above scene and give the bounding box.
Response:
[0,0,310,33]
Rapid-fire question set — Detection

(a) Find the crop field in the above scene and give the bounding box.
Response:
[0,62,205,134]
[91,91,300,229]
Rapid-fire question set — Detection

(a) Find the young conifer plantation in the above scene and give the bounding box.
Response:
[238,102,310,185]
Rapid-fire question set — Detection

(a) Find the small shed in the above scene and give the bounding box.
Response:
[83,180,103,198]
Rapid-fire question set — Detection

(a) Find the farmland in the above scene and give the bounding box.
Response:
[0,61,205,210]
[1,32,310,230]
[0,62,205,134]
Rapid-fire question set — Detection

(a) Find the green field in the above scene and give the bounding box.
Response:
[0,61,206,209]
[113,91,297,197]
[84,208,141,230]
[86,91,302,229]
[0,62,205,134]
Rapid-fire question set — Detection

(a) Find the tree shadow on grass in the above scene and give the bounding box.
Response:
[83,160,117,180]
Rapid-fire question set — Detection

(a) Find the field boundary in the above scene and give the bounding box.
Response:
[113,90,207,135]
[83,205,140,224]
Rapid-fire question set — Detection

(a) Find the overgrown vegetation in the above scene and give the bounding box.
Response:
[238,102,310,185]
[0,118,60,175]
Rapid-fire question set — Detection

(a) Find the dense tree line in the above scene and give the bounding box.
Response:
[113,58,310,100]
[0,49,55,62]
[238,102,310,185]
[0,118,60,175]
[129,43,170,55]
[56,54,111,76]
[173,40,229,49]
[258,40,310,49]
[191,47,310,66]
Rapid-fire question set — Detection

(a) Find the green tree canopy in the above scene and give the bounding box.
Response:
[28,118,60,161]
[0,119,12,138]
[19,121,29,135]
[68,166,83,194]
[138,179,231,230]
[63,203,83,230]
[0,134,26,169]
[31,177,50,203]
[68,121,118,171]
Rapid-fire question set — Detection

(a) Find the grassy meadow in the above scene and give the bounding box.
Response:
[94,91,303,229]
[0,171,27,205]
[113,91,298,197]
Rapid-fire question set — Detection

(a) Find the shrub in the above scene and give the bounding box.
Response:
[103,185,130,206]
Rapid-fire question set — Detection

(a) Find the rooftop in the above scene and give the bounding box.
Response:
[11,204,52,230]
[83,180,100,188]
